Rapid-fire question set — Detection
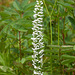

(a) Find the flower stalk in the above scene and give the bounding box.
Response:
[31,0,44,75]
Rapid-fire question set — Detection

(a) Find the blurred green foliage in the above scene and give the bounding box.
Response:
[0,0,75,75]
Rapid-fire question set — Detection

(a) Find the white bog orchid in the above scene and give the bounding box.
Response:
[31,0,44,75]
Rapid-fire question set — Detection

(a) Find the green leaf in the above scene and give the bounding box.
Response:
[57,1,74,10]
[61,49,74,53]
[13,61,23,69]
[1,25,8,33]
[64,0,74,4]
[18,29,27,32]
[73,9,75,16]
[13,0,21,10]
[0,12,10,20]
[11,19,32,31]
[45,0,54,6]
[43,72,48,75]
[0,55,5,66]
[1,66,8,72]
[7,32,17,39]
[23,11,34,18]
[0,12,10,17]
[68,16,75,29]
[73,45,75,50]
[21,0,30,8]
[3,6,18,15]
[61,54,75,60]
[4,8,18,15]
[24,48,33,53]
[52,55,59,60]
[23,2,36,12]
[21,58,26,64]
[61,59,74,65]
[21,56,33,64]
[22,39,28,48]
[25,34,32,38]
[47,45,73,49]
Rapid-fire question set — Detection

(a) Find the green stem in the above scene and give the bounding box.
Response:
[43,0,57,44]
[58,13,60,46]
[9,39,10,66]
[50,0,57,16]
[62,14,66,75]
[57,2,60,57]
[57,4,62,75]
[43,0,50,16]
[19,31,22,60]
[43,0,57,74]
[49,20,52,75]
[50,0,57,45]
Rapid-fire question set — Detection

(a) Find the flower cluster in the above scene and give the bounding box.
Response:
[31,0,44,75]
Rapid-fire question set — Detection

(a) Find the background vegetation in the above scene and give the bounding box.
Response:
[0,0,75,75]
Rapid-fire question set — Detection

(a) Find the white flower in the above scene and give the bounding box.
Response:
[32,47,40,50]
[32,0,44,74]
[34,8,39,11]
[32,20,37,23]
[38,15,44,17]
[40,54,44,58]
[34,70,41,74]
[40,8,43,12]
[33,32,38,35]
[39,49,44,54]
[34,65,41,69]
[39,38,43,42]
[38,20,43,23]
[32,54,38,58]
[38,12,43,14]
[32,60,36,64]
[35,5,40,8]
[40,1,43,5]
[33,10,36,13]
[36,35,43,38]
[37,24,43,26]
[40,6,43,9]
[38,58,43,63]
[31,38,36,40]
[40,46,44,48]
[33,14,38,18]
[36,0,39,3]
[37,18,43,20]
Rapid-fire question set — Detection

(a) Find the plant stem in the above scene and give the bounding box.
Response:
[19,13,23,61]
[43,0,57,74]
[73,72,74,75]
[19,31,22,60]
[19,31,24,75]
[68,72,70,75]
[57,5,62,75]
[62,16,66,45]
[43,0,50,16]
[9,40,11,66]
[57,7,60,56]
[60,50,62,75]
[62,15,66,75]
